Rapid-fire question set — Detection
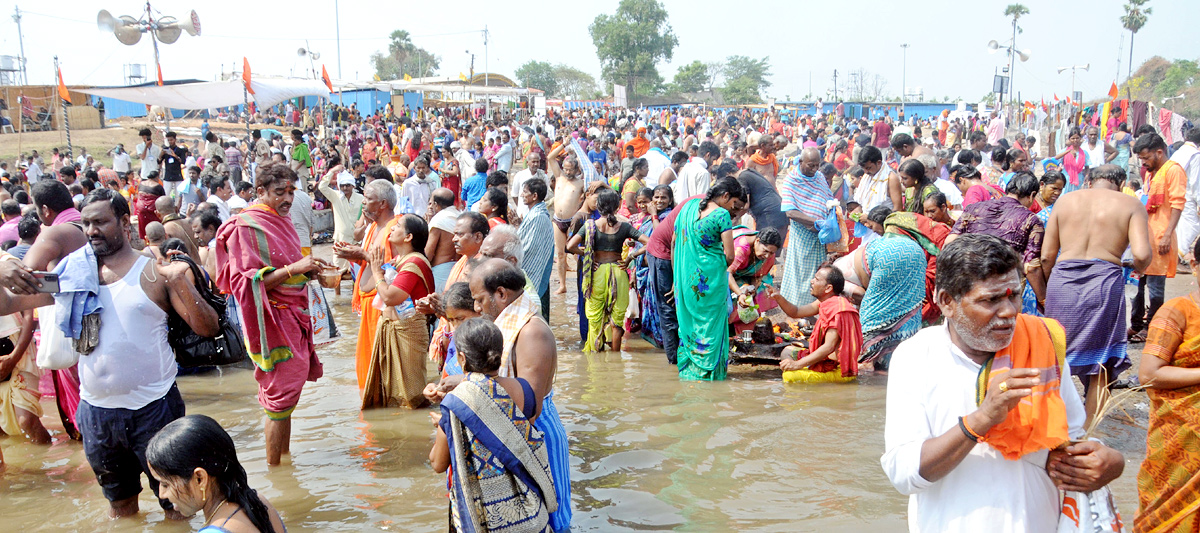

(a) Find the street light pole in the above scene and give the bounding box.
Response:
[13,6,27,85]
[901,43,909,116]
[334,0,342,78]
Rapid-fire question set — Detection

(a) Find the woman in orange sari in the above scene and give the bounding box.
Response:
[1137,244,1200,533]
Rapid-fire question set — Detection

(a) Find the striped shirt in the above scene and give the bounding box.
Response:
[780,169,835,228]
[518,202,555,295]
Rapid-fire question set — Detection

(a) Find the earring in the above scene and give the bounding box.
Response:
[201,485,206,506]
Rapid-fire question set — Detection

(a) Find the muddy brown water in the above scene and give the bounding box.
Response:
[0,270,1164,532]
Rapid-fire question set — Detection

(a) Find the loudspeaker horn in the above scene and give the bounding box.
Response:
[1017,49,1031,62]
[97,10,117,32]
[154,16,182,44]
[987,40,1000,51]
[114,15,142,46]
[183,10,200,37]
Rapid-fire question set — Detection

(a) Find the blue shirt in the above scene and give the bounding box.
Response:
[587,149,608,174]
[461,172,487,208]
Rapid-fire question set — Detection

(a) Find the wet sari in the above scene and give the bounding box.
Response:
[441,373,557,533]
[882,213,949,324]
[672,198,732,381]
[858,235,926,371]
[627,212,663,347]
[1136,295,1200,533]
[728,226,777,335]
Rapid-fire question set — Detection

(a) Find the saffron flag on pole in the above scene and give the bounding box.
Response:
[1054,93,1059,101]
[57,66,71,104]
[1108,81,1119,99]
[242,57,255,95]
[321,65,333,92]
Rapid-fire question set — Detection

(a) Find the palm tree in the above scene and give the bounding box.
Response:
[388,30,416,77]
[1121,0,1152,99]
[1002,4,1029,106]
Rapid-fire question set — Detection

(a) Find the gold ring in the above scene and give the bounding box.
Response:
[999,381,1009,393]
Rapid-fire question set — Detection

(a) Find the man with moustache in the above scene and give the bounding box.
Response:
[881,234,1125,532]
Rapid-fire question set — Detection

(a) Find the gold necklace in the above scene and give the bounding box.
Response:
[202,498,228,527]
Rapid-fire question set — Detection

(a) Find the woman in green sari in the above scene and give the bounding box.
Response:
[673,178,748,381]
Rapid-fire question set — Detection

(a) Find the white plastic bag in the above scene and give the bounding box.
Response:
[35,305,80,370]
[1058,487,1126,533]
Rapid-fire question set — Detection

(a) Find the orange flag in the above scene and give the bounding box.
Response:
[1108,81,1119,99]
[56,66,71,104]
[321,64,333,92]
[1053,93,1059,101]
[242,57,255,95]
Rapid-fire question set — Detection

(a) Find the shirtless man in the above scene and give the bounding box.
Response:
[1041,164,1152,425]
[745,134,779,181]
[425,187,461,292]
[658,151,688,189]
[154,196,200,260]
[548,142,585,295]
[891,132,934,162]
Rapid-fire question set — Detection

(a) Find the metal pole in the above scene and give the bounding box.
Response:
[334,0,342,78]
[901,43,909,115]
[55,56,72,160]
[1009,18,1017,112]
[484,26,489,116]
[13,7,27,85]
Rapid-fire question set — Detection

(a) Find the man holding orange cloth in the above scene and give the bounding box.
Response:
[333,180,400,400]
[881,234,1124,532]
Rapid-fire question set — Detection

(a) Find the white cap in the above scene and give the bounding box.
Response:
[336,170,355,187]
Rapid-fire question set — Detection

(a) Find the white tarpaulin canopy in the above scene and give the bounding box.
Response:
[77,78,331,110]
[330,79,537,97]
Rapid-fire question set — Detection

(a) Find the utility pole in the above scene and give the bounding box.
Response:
[483,26,489,116]
[334,0,342,78]
[13,6,27,85]
[900,43,909,115]
[1008,16,1018,111]
[832,70,838,101]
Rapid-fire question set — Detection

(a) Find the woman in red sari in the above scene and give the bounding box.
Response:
[135,171,166,240]
[438,145,462,203]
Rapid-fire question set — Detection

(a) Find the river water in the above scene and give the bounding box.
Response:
[0,270,1153,532]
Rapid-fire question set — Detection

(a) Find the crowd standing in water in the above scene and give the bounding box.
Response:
[0,98,1196,532]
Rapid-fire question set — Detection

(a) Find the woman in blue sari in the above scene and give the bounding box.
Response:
[673,178,748,381]
[629,186,674,348]
[431,318,558,533]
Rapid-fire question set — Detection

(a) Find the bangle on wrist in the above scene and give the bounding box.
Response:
[284,265,294,277]
[958,415,982,443]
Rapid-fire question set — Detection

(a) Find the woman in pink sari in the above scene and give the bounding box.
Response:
[1056,126,1086,195]
[727,226,784,335]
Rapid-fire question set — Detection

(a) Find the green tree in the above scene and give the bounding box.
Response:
[371,30,439,80]
[723,78,763,105]
[515,61,559,96]
[673,61,708,94]
[1122,0,1153,98]
[554,65,599,99]
[721,56,772,103]
[1156,59,1198,100]
[589,0,678,98]
[1004,4,1029,32]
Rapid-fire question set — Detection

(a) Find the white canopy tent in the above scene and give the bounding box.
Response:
[77,78,331,110]
[329,79,537,97]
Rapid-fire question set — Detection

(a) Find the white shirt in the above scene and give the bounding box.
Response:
[397,174,438,216]
[1083,140,1106,168]
[112,152,131,173]
[881,326,1085,533]
[510,168,547,218]
[934,177,965,206]
[854,164,895,211]
[289,189,314,248]
[210,195,230,222]
[672,158,711,204]
[644,147,671,188]
[455,148,477,180]
[1171,141,1200,255]
[227,195,249,212]
[136,142,162,178]
[80,255,176,410]
[25,161,41,183]
[495,140,515,174]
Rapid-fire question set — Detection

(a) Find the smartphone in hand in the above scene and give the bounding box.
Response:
[32,271,60,293]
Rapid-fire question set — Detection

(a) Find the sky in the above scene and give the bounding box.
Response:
[2,0,1197,105]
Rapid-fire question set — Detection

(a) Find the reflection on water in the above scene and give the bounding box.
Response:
[0,284,1145,532]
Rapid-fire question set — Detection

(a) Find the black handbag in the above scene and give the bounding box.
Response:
[166,255,248,368]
